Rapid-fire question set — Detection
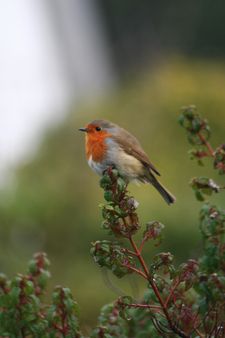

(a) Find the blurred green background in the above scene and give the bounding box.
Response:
[1,1,225,333]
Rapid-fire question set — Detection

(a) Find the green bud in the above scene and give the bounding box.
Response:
[28,260,38,274]
[104,190,113,202]
[117,177,127,192]
[37,270,50,289]
[100,175,111,189]
[24,280,34,296]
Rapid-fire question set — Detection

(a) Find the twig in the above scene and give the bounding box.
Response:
[128,236,189,338]
[122,263,148,280]
[194,327,204,338]
[127,303,162,310]
[129,237,150,278]
[123,248,138,257]
[164,278,180,307]
[139,237,148,253]
[127,302,163,315]
[197,132,215,157]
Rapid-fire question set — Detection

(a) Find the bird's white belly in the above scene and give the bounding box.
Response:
[88,155,106,175]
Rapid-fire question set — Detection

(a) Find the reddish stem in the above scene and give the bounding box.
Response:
[129,237,150,278]
[122,264,148,280]
[139,237,148,253]
[128,235,188,338]
[124,248,138,257]
[128,303,162,310]
[194,328,204,338]
[191,311,202,337]
[197,132,215,157]
[164,278,180,307]
[59,290,68,337]
[127,303,163,315]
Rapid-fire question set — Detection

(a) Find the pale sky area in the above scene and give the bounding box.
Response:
[0,0,115,185]
[0,1,70,184]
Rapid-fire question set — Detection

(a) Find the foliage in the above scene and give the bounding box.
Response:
[90,106,225,337]
[0,253,81,337]
[1,60,225,325]
[0,106,224,336]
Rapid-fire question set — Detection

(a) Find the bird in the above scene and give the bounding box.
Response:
[79,120,175,205]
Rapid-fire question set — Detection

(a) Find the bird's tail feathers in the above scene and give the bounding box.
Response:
[145,174,176,205]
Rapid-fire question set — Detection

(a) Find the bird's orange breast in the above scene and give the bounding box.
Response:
[85,132,109,162]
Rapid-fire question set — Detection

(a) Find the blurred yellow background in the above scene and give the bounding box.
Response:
[0,1,225,332]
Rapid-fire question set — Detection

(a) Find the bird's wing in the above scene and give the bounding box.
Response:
[112,128,161,176]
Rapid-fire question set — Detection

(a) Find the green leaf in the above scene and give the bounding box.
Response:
[117,177,127,192]
[24,281,34,296]
[195,190,205,201]
[9,287,20,306]
[104,191,113,202]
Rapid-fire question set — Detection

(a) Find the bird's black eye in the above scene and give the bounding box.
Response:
[95,126,101,131]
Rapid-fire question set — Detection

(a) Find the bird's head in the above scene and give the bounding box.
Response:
[79,120,116,140]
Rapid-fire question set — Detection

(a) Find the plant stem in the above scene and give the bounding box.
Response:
[139,237,148,253]
[129,237,150,278]
[197,132,214,157]
[164,278,180,307]
[129,235,189,338]
[194,328,204,338]
[124,248,138,256]
[128,303,163,315]
[122,264,148,279]
[128,303,162,310]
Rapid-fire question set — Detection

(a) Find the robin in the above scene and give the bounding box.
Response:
[79,120,175,205]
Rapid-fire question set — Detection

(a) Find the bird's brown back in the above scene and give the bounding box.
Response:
[112,126,160,176]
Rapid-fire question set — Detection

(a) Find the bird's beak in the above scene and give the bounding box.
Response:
[79,127,88,132]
